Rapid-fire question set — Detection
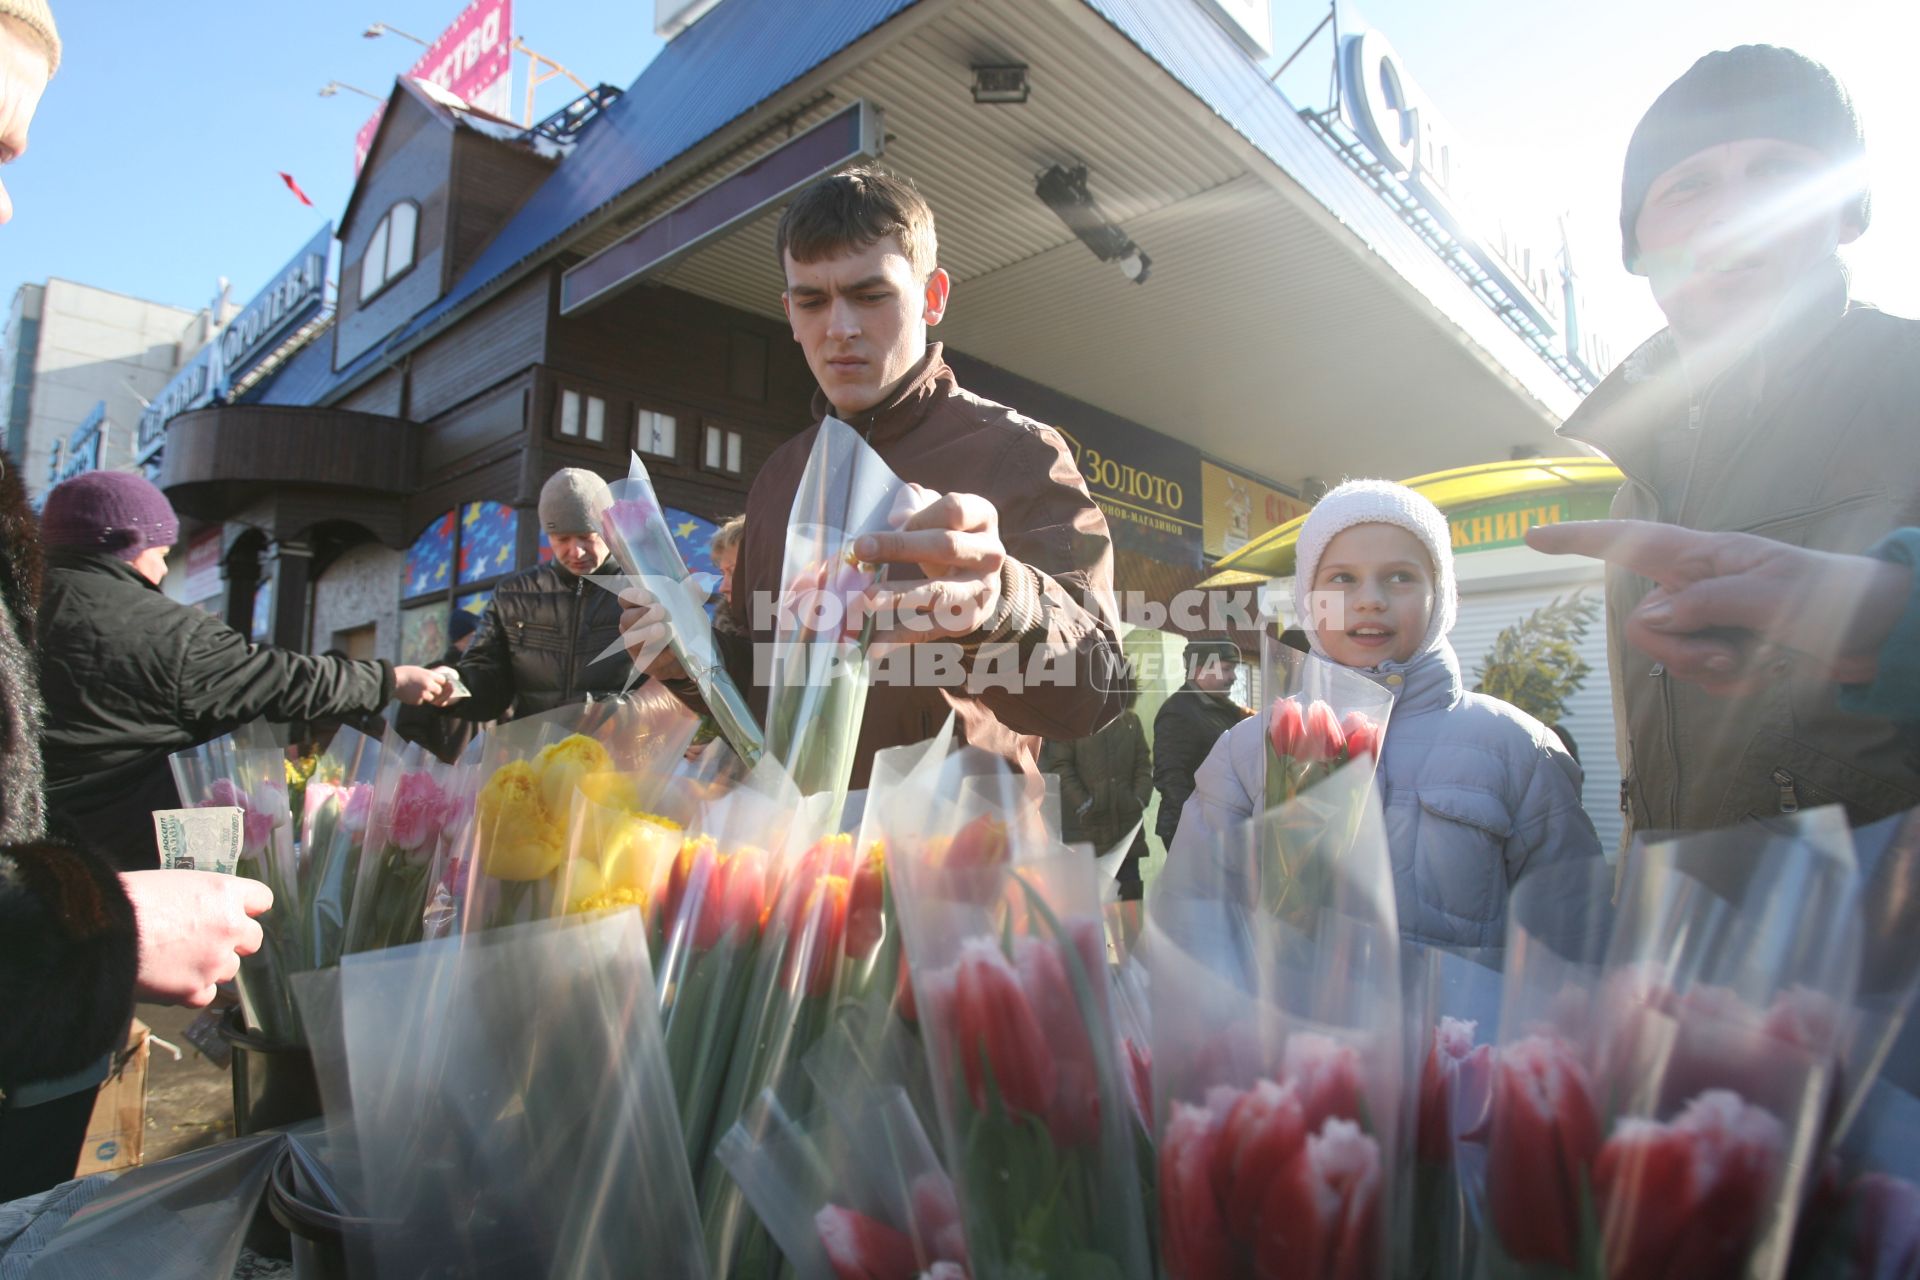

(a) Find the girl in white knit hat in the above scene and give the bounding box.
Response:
[1169,479,1602,960]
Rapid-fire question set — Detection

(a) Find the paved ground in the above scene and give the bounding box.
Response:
[137,1002,235,1163]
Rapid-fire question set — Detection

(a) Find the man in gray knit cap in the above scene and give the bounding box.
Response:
[1560,46,1920,841]
[436,467,636,721]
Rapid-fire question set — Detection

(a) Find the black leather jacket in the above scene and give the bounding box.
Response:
[451,559,637,722]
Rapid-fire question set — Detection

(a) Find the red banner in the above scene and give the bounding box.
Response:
[354,0,514,172]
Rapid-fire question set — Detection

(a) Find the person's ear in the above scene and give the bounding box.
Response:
[781,291,796,335]
[922,268,951,327]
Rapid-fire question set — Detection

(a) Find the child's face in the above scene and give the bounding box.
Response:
[1309,524,1436,668]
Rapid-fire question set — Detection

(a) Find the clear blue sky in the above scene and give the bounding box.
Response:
[5,1,664,317]
[8,0,1917,363]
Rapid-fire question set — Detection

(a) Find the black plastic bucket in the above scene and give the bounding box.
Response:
[265,1146,362,1280]
[220,1007,321,1135]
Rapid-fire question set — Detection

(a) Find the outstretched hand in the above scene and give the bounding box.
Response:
[853,485,1007,644]
[1527,519,1910,694]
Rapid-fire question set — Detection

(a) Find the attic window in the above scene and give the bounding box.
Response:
[360,199,419,302]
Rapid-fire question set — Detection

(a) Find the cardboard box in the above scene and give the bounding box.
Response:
[73,1019,150,1176]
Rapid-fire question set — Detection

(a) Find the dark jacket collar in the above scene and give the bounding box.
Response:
[808,343,949,447]
[48,548,161,594]
[1560,260,1852,482]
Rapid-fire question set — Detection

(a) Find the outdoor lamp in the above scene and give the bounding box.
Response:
[1035,164,1151,285]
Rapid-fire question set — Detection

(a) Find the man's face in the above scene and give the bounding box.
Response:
[549,532,609,576]
[715,546,738,603]
[1191,658,1238,693]
[0,18,52,226]
[782,236,950,416]
[1633,138,1862,346]
[131,545,170,586]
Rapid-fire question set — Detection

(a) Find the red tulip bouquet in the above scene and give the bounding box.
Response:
[767,417,925,817]
[596,448,765,768]
[1254,641,1395,924]
[698,827,894,1274]
[171,724,302,1042]
[1147,759,1403,1280]
[1400,943,1501,1280]
[327,909,711,1279]
[716,1084,969,1280]
[1482,813,1862,1280]
[650,761,808,1185]
[341,732,464,954]
[1259,639,1395,813]
[295,725,383,970]
[893,756,1155,1280]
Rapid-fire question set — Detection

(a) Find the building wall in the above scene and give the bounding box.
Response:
[2,285,44,461]
[311,540,405,663]
[337,97,454,372]
[11,279,202,499]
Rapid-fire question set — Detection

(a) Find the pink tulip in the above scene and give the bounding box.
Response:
[1014,925,1107,1145]
[947,938,1058,1121]
[1339,712,1380,761]
[1486,1035,1604,1269]
[1418,1017,1492,1166]
[1593,1090,1784,1280]
[909,1172,969,1266]
[1161,1078,1381,1280]
[815,1204,919,1280]
[1268,698,1306,760]
[384,771,451,853]
[1300,701,1347,763]
[1282,1032,1365,1134]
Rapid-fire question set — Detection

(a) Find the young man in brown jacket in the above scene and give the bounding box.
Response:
[623,169,1127,784]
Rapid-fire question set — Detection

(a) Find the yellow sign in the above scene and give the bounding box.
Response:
[1201,461,1308,559]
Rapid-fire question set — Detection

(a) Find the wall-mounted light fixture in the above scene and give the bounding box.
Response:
[971,64,1030,105]
[1035,164,1151,284]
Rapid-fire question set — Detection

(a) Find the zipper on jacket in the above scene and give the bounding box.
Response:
[561,576,584,700]
[1771,768,1801,815]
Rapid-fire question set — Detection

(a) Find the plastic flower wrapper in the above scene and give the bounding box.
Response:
[716,1084,968,1280]
[892,752,1154,1280]
[1819,807,1920,1151]
[4,1132,289,1279]
[652,753,815,1187]
[322,911,708,1280]
[296,725,383,970]
[1258,634,1395,814]
[697,820,895,1274]
[1397,942,1502,1280]
[1787,1076,1920,1279]
[1146,759,1403,1280]
[170,724,302,1042]
[1481,810,1862,1280]
[596,448,765,768]
[767,416,927,815]
[342,730,465,955]
[447,692,699,934]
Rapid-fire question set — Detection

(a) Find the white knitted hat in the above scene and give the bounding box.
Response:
[1292,479,1457,661]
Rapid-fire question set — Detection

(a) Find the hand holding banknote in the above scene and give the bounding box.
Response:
[120,871,273,1007]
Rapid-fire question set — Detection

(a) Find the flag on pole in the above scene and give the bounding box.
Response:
[278,172,314,207]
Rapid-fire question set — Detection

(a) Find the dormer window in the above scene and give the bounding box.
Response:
[359,200,419,302]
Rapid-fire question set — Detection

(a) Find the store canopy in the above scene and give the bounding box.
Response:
[1198,456,1624,585]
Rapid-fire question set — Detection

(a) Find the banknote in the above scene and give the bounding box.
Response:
[153,806,244,874]
[445,669,472,701]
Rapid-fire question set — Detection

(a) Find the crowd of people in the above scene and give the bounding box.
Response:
[2,0,1917,1220]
